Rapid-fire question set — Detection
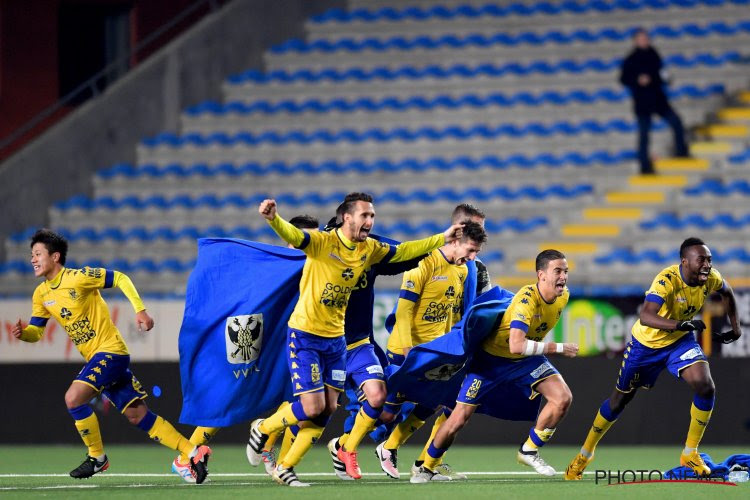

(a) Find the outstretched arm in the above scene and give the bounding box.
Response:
[113,271,153,331]
[389,223,464,263]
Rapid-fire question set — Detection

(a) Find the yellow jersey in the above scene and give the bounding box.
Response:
[631,264,724,348]
[268,214,445,338]
[482,283,569,359]
[387,249,467,355]
[30,267,132,361]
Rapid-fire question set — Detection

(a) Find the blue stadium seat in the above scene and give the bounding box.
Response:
[227,51,741,85]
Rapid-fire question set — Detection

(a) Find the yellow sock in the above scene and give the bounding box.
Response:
[178,426,219,464]
[279,424,324,468]
[259,403,300,435]
[417,412,447,462]
[423,443,442,471]
[278,427,297,463]
[74,413,105,458]
[522,427,556,452]
[264,430,282,452]
[685,403,712,450]
[582,411,616,457]
[147,415,194,456]
[338,432,350,449]
[343,409,377,452]
[384,413,426,450]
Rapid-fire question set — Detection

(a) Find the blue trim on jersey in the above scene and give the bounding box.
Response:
[645,293,665,306]
[399,289,419,302]
[380,243,397,264]
[510,320,529,333]
[297,231,311,250]
[29,316,48,327]
[104,269,115,289]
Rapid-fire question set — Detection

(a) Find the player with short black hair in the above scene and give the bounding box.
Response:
[565,238,741,480]
[413,250,578,482]
[13,229,212,483]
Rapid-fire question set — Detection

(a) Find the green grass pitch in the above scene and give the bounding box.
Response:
[0,444,746,498]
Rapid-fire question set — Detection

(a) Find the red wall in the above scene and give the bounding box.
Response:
[0,0,222,160]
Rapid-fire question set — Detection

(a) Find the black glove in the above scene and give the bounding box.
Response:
[675,319,707,332]
[713,330,740,344]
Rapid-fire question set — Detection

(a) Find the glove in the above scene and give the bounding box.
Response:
[713,330,740,344]
[675,319,707,332]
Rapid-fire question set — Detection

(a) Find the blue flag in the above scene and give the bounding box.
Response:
[178,238,303,427]
[385,286,515,411]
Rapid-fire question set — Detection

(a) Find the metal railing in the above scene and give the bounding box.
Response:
[0,0,228,161]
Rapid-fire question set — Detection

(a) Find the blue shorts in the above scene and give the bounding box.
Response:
[75,352,147,412]
[288,328,347,396]
[383,350,407,413]
[616,334,707,393]
[457,350,560,406]
[346,342,385,401]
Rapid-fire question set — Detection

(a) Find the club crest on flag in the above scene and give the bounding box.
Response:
[225,314,263,364]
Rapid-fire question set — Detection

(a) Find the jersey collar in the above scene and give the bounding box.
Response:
[536,283,557,305]
[335,228,356,250]
[46,267,66,289]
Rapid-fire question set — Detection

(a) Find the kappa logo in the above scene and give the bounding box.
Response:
[679,347,703,361]
[424,362,464,381]
[69,290,78,300]
[342,268,355,281]
[225,314,263,365]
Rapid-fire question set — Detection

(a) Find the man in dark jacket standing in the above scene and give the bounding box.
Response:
[620,28,688,174]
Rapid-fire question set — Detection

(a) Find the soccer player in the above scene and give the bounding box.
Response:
[246,193,464,486]
[12,229,211,483]
[171,215,322,483]
[409,203,492,480]
[412,249,578,483]
[375,221,487,480]
[322,207,426,480]
[565,238,741,480]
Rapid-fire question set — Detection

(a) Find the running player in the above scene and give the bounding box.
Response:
[413,249,578,482]
[173,215,321,483]
[246,193,464,486]
[375,221,487,480]
[12,229,211,483]
[565,237,741,480]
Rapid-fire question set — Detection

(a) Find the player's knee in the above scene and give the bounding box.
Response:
[694,379,715,399]
[558,388,573,413]
[380,410,396,424]
[301,398,325,418]
[64,389,83,409]
[367,390,387,409]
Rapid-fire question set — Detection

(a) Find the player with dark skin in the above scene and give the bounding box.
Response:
[605,244,739,416]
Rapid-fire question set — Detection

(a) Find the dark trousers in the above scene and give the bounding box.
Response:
[636,105,688,174]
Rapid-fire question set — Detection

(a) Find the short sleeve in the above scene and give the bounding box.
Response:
[644,270,674,307]
[708,268,724,294]
[508,292,535,334]
[398,256,432,303]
